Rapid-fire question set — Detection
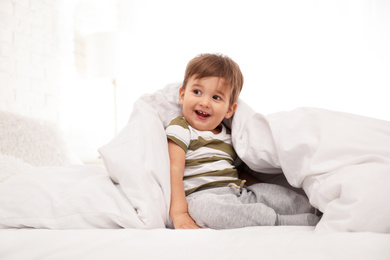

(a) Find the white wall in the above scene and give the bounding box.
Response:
[115,0,390,124]
[0,0,73,122]
[0,0,116,162]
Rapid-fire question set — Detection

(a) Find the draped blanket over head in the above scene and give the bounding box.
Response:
[1,83,389,232]
[98,83,390,232]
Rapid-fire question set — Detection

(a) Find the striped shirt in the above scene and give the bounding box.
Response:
[166,116,241,196]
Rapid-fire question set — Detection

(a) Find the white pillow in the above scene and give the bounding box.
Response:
[0,153,33,183]
[0,111,73,167]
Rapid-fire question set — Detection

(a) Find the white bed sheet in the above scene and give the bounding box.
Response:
[1,227,389,260]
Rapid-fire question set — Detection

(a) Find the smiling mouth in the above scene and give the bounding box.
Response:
[195,110,210,119]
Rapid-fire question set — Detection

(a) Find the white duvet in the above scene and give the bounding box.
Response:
[231,100,390,232]
[0,83,389,233]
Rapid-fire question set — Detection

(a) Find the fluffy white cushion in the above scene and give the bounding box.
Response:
[0,111,73,167]
[0,153,33,183]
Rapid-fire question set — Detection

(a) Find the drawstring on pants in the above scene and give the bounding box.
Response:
[227,180,246,190]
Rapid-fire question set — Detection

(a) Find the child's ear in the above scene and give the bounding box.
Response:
[225,103,237,119]
[179,87,185,105]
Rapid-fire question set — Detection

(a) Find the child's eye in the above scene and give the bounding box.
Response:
[193,90,201,95]
[213,95,221,101]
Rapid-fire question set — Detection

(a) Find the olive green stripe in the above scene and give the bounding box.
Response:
[185,179,242,196]
[189,137,236,159]
[167,135,188,152]
[168,117,189,129]
[183,168,238,180]
[185,156,234,167]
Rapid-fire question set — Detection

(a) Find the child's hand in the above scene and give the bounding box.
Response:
[172,213,201,229]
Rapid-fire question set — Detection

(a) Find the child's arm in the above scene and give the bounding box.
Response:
[168,140,201,229]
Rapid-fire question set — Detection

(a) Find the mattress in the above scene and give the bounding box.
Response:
[1,226,389,260]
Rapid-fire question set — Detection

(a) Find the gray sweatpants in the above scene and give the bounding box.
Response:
[187,183,320,229]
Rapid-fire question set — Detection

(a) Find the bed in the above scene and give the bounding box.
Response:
[1,83,389,259]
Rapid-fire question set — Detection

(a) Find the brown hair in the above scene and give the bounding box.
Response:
[182,53,244,106]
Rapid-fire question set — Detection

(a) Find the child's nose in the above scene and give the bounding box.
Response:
[199,96,211,107]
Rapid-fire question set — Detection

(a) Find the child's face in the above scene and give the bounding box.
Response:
[179,76,237,133]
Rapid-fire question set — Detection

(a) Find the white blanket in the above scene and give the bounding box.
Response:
[1,83,389,232]
[231,101,390,232]
[0,165,143,229]
[100,83,390,232]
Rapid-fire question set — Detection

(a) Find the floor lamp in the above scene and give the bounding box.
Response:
[85,32,120,136]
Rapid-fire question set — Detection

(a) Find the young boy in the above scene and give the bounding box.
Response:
[166,53,320,229]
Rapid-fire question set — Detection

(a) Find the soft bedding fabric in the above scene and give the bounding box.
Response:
[1,227,390,260]
[0,153,33,183]
[232,103,390,232]
[1,83,389,232]
[99,83,182,229]
[0,111,75,167]
[0,165,142,229]
[99,83,390,232]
